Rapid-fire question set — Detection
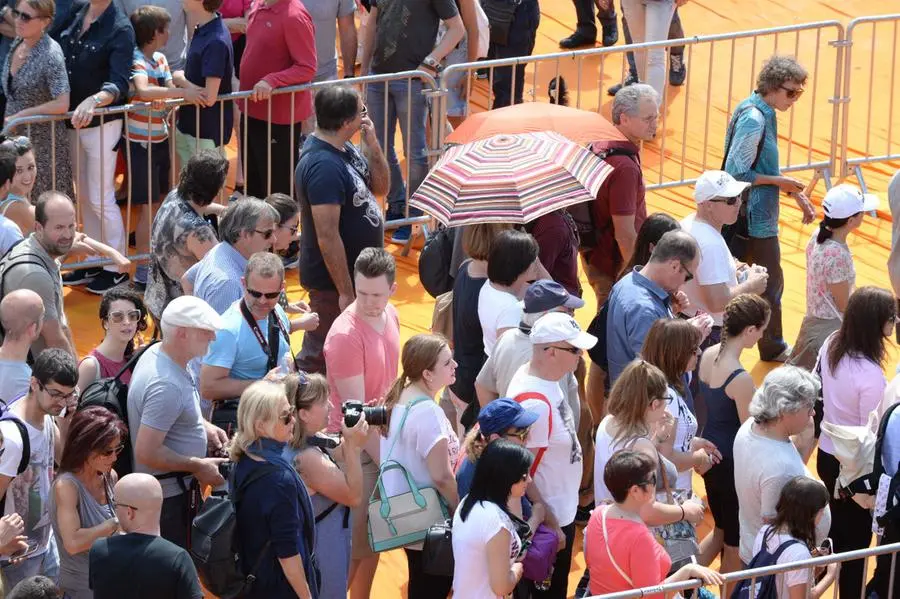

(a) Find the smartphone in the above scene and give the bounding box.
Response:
[818,538,833,556]
[10,539,39,561]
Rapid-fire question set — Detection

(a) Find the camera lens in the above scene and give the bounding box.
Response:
[362,405,388,427]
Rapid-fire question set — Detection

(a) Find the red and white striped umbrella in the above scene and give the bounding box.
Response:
[409,131,614,227]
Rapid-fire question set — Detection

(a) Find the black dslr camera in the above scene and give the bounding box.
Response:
[342,400,388,427]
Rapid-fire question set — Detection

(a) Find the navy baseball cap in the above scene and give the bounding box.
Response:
[522,280,585,314]
[478,398,540,435]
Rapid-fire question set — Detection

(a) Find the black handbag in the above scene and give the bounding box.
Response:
[720,104,766,261]
[421,519,454,577]
[480,0,518,46]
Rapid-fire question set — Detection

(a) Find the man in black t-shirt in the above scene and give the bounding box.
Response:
[88,474,203,599]
[294,85,390,374]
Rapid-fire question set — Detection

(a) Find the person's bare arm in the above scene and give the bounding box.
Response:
[457,0,480,62]
[359,115,390,197]
[76,357,101,393]
[475,382,498,408]
[825,280,851,315]
[310,204,355,307]
[199,365,255,402]
[428,16,464,63]
[41,319,76,356]
[337,14,358,79]
[486,529,523,595]
[133,72,206,103]
[296,422,366,506]
[425,438,459,512]
[53,478,118,556]
[611,214,637,265]
[134,425,226,486]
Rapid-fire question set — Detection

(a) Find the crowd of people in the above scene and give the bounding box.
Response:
[0,0,892,596]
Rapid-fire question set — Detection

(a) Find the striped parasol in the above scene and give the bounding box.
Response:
[409,131,614,226]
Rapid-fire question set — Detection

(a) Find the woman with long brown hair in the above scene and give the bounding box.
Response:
[379,333,460,598]
[49,406,126,598]
[640,318,720,493]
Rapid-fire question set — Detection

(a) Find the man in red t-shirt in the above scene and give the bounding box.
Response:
[582,83,661,306]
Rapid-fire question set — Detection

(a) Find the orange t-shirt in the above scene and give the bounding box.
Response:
[585,506,672,598]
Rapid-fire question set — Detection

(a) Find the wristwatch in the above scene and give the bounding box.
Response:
[0,7,9,20]
[90,94,102,106]
[422,55,443,73]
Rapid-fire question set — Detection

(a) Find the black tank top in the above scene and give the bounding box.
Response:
[698,368,746,460]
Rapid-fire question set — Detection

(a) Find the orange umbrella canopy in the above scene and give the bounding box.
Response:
[445,102,628,145]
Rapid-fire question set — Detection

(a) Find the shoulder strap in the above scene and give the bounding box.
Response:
[722,104,766,171]
[722,368,747,388]
[770,538,802,561]
[381,397,431,466]
[513,392,552,476]
[601,506,633,586]
[111,340,160,381]
[0,417,30,514]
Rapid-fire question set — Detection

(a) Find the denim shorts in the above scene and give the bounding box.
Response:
[442,38,469,118]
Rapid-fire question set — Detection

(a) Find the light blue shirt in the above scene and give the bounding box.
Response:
[202,302,291,384]
[605,267,673,385]
[723,92,781,239]
[192,242,247,315]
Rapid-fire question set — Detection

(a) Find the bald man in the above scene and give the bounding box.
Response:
[88,474,203,599]
[0,290,44,404]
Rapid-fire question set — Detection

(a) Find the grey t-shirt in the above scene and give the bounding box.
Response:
[301,0,355,81]
[127,344,207,498]
[114,0,188,71]
[370,0,457,74]
[0,235,65,358]
[0,358,30,404]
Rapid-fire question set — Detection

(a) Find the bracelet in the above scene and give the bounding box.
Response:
[679,505,685,522]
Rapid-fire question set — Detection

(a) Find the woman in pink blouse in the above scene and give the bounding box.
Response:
[817,285,896,599]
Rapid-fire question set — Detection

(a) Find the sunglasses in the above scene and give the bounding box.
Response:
[280,223,299,235]
[101,443,125,457]
[638,473,658,489]
[247,288,281,299]
[254,228,275,240]
[12,9,40,22]
[680,262,694,283]
[652,395,674,406]
[544,345,581,355]
[504,428,531,442]
[780,85,804,100]
[708,195,741,206]
[107,309,142,324]
[279,407,296,425]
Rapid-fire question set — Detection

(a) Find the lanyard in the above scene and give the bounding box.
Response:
[239,300,291,366]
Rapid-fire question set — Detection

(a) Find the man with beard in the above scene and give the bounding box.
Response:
[0,192,76,357]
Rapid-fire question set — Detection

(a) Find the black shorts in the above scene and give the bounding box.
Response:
[127,139,171,206]
[702,455,740,547]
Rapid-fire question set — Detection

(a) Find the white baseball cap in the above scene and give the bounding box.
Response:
[161,296,224,332]
[529,312,598,350]
[822,184,880,219]
[694,170,751,204]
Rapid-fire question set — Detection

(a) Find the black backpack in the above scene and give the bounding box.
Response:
[0,239,54,364]
[873,401,900,527]
[418,225,456,298]
[567,146,639,251]
[77,340,159,477]
[730,529,800,599]
[0,413,30,514]
[190,464,279,599]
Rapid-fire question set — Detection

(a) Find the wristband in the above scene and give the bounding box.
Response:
[679,505,685,522]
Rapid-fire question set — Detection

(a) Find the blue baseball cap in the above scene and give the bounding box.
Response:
[522,279,585,314]
[478,398,540,435]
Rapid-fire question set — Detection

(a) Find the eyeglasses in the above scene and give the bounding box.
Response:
[107,309,142,324]
[246,288,281,300]
[38,383,78,401]
[279,407,296,425]
[280,223,299,235]
[544,345,581,356]
[651,395,674,406]
[708,195,741,206]
[780,85,805,100]
[101,443,125,457]
[680,262,695,283]
[12,9,40,22]
[504,428,531,442]
[254,229,275,240]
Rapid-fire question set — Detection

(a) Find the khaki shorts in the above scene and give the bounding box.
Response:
[350,449,380,560]
[174,129,224,167]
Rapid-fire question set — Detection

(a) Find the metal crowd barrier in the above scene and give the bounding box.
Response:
[589,541,900,599]
[2,70,438,269]
[435,20,847,194]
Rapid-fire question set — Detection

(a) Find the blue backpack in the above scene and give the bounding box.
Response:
[730,528,801,599]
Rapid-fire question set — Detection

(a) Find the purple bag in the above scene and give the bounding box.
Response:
[521,524,560,582]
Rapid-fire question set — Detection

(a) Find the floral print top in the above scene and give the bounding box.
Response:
[805,235,855,320]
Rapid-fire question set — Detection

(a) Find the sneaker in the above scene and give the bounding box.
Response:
[229,185,245,204]
[763,345,793,363]
[607,72,639,96]
[559,32,596,50]
[390,225,411,244]
[574,502,594,526]
[86,271,130,295]
[669,54,687,86]
[62,267,102,286]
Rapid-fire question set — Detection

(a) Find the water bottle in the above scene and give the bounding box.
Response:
[275,351,294,378]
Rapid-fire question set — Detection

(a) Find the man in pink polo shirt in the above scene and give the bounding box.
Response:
[323,246,400,598]
[239,0,317,198]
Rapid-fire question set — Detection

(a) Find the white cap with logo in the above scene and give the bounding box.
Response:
[822,184,879,219]
[160,296,224,332]
[694,170,751,204]
[529,312,598,350]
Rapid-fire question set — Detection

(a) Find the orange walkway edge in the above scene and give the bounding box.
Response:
[59,0,900,597]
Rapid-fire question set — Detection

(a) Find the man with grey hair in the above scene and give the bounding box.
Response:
[199,252,293,433]
[129,295,229,550]
[0,289,44,403]
[185,197,280,314]
[733,365,830,566]
[605,230,712,385]
[576,84,660,308]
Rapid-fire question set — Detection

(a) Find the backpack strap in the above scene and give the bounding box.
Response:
[0,416,30,514]
[512,392,552,477]
[111,340,160,382]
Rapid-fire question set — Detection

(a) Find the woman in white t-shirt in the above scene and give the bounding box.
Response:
[640,318,721,492]
[380,333,461,599]
[478,230,543,356]
[790,184,878,370]
[748,476,836,599]
[452,440,532,599]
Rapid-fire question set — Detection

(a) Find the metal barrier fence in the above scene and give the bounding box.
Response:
[436,20,848,194]
[2,70,438,269]
[588,541,900,599]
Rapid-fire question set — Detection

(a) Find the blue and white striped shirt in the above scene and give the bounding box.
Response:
[192,241,247,315]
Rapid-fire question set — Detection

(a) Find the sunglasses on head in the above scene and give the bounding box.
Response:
[708,195,741,206]
[107,309,142,324]
[247,288,281,299]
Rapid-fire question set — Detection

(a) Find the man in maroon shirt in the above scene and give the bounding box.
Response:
[582,83,660,306]
[239,0,317,198]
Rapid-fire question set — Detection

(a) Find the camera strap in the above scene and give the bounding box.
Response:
[240,300,292,371]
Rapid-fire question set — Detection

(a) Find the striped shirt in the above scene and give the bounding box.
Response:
[127,49,173,143]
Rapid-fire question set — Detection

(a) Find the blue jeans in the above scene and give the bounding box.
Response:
[366,78,428,218]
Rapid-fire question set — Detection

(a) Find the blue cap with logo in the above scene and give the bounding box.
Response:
[478,398,540,435]
[522,280,585,314]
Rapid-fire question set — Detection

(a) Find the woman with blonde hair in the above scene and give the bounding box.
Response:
[379,333,460,598]
[593,360,704,527]
[641,318,720,493]
[284,372,368,599]
[230,380,320,599]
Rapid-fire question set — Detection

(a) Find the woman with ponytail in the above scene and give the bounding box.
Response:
[379,333,460,598]
[697,293,770,573]
[789,184,879,369]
